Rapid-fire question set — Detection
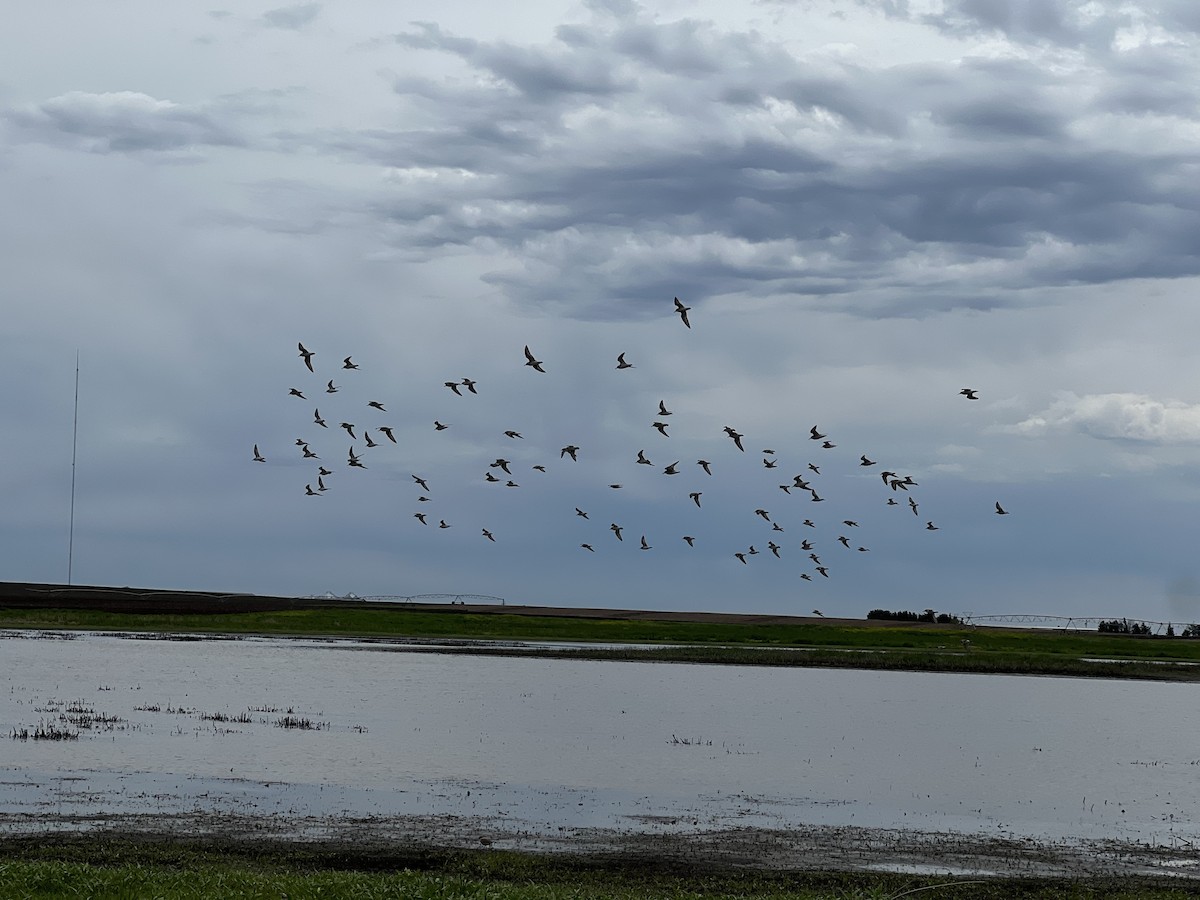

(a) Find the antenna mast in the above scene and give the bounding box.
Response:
[68,352,79,584]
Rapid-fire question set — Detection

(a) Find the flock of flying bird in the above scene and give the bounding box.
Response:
[253,297,1009,592]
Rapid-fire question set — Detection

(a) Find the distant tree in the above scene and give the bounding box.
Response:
[1166,623,1176,637]
[1183,624,1200,638]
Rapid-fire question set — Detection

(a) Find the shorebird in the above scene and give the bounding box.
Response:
[809,491,824,502]
[734,552,747,564]
[843,520,859,527]
[343,356,358,370]
[616,352,634,370]
[313,409,327,428]
[778,485,792,494]
[812,609,824,616]
[909,497,919,516]
[755,509,771,522]
[318,466,332,476]
[364,432,378,448]
[838,536,850,548]
[439,520,450,529]
[348,447,366,468]
[800,573,812,581]
[305,484,319,496]
[340,422,356,440]
[762,458,777,469]
[657,400,672,416]
[482,529,495,542]
[810,426,826,441]
[663,461,680,475]
[368,400,386,411]
[289,388,306,399]
[575,507,589,519]
[821,441,836,449]
[434,421,448,431]
[505,480,519,487]
[637,450,653,465]
[683,536,695,546]
[961,388,979,400]
[772,522,784,532]
[414,513,427,524]
[768,541,781,558]
[253,444,265,462]
[504,430,523,439]
[803,519,816,528]
[609,483,622,489]
[801,539,814,550]
[762,449,775,455]
[724,427,745,451]
[379,426,396,443]
[317,476,328,492]
[581,543,595,552]
[461,378,478,394]
[674,296,691,328]
[445,381,463,396]
[808,463,820,474]
[747,545,759,556]
[301,445,319,459]
[484,472,500,482]
[886,498,898,506]
[793,476,811,490]
[524,345,545,372]
[561,445,579,461]
[815,566,829,578]
[326,380,338,393]
[689,492,702,508]
[697,460,712,475]
[412,475,430,491]
[298,342,315,372]
[490,459,512,475]
[640,535,651,550]
[860,455,876,466]
[809,553,821,564]
[610,523,623,541]
[880,471,896,485]
[652,422,669,436]
[926,521,939,530]
[532,465,546,472]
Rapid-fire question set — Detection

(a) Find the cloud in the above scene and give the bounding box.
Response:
[3,91,243,154]
[1012,393,1200,443]
[261,3,321,30]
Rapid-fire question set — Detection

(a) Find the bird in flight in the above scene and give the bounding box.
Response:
[755,509,771,522]
[414,513,427,525]
[253,444,265,462]
[561,445,580,461]
[821,441,836,449]
[317,476,328,492]
[343,356,358,370]
[616,352,634,370]
[640,535,651,550]
[697,460,713,475]
[412,475,430,491]
[815,566,830,578]
[305,484,319,496]
[674,297,691,329]
[364,432,378,448]
[860,455,875,467]
[609,483,622,489]
[445,381,463,396]
[340,422,356,440]
[808,463,820,474]
[575,507,589,519]
[653,422,669,437]
[636,450,653,466]
[909,497,919,516]
[581,543,595,552]
[657,400,672,416]
[368,401,386,412]
[485,472,500,482]
[800,574,812,582]
[610,523,624,541]
[843,520,859,527]
[482,529,495,542]
[434,421,448,431]
[318,466,332,476]
[762,458,777,469]
[960,388,979,400]
[289,388,306,399]
[313,409,327,428]
[734,552,747,564]
[689,492,702,508]
[995,502,1009,515]
[326,380,339,394]
[438,520,451,529]
[724,427,745,451]
[298,342,315,372]
[810,426,826,441]
[524,345,545,372]
[926,521,939,530]
[491,459,512,475]
[461,378,478,394]
[347,447,366,469]
[663,461,680,475]
[683,535,695,546]
[379,426,396,443]
[812,609,824,617]
[532,465,546,472]
[768,541,781,558]
[505,430,523,439]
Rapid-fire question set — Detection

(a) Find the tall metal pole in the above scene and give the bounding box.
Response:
[68,352,79,585]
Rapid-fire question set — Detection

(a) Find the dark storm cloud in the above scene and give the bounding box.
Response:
[260,3,321,30]
[259,8,1200,319]
[3,91,244,154]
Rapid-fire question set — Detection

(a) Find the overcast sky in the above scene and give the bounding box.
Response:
[4,0,1200,624]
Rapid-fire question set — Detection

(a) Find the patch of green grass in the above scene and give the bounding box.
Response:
[3,605,1200,680]
[0,838,1197,900]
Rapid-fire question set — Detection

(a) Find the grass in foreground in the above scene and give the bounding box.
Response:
[0,838,1197,900]
[2,605,1200,681]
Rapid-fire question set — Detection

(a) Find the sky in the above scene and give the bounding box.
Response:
[4,0,1200,623]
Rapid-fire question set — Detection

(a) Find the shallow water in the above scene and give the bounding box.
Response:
[1,630,1197,853]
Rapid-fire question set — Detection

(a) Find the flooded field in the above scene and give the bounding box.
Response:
[1,630,1198,876]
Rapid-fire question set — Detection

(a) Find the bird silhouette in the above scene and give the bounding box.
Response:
[724,427,745,451]
[368,401,386,411]
[653,422,669,436]
[961,388,979,400]
[663,461,680,475]
[305,484,319,496]
[524,345,545,372]
[412,475,430,491]
[364,432,378,448]
[768,541,781,558]
[640,535,651,550]
[313,409,327,428]
[482,529,495,542]
[683,536,695,546]
[674,297,691,328]
[434,421,448,431]
[289,388,306,399]
[438,520,450,529]
[253,444,265,462]
[697,460,713,475]
[657,400,672,416]
[340,422,356,440]
[610,523,624,541]
[926,521,939,530]
[505,430,523,439]
[326,380,338,393]
[414,513,428,524]
[461,378,478,394]
[995,502,1009,515]
[561,445,579,461]
[379,426,396,443]
[581,543,595,552]
[810,427,826,441]
[734,552,747,564]
[490,459,512,475]
[347,447,366,468]
[689,492,702,508]
[343,356,358,370]
[860,455,875,466]
[636,450,653,465]
[616,352,634,370]
[755,509,771,521]
[575,507,589,519]
[298,342,315,372]
[445,381,463,396]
